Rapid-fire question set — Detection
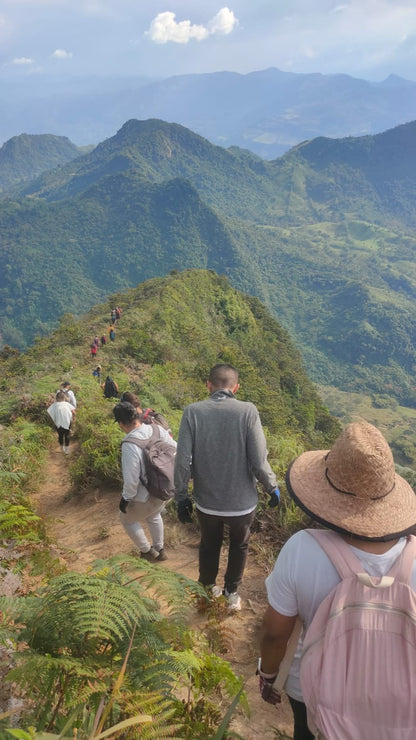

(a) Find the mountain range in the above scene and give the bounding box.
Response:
[2,68,416,158]
[1,117,416,407]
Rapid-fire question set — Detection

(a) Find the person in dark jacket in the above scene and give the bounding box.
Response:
[103,375,118,398]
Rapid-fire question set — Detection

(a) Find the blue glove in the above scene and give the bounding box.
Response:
[268,487,280,508]
[177,497,193,523]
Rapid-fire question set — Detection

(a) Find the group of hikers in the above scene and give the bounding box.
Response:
[90,307,123,358]
[111,361,416,739]
[46,360,416,738]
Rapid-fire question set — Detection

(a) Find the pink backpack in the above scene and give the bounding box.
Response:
[300,530,416,740]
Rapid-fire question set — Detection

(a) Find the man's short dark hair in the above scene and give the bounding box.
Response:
[113,401,140,425]
[61,381,70,388]
[208,363,239,389]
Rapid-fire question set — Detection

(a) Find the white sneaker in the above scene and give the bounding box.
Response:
[63,446,69,454]
[226,591,242,611]
[211,585,223,598]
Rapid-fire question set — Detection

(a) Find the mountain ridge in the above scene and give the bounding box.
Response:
[1,117,416,407]
[0,133,85,193]
[2,67,416,158]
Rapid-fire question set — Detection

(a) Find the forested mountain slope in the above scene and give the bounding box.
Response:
[0,133,84,193]
[1,118,416,406]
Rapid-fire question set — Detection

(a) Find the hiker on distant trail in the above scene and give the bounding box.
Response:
[59,381,76,408]
[113,401,177,562]
[120,391,172,435]
[91,342,97,358]
[103,375,118,399]
[115,306,122,321]
[174,363,279,612]
[258,421,416,740]
[109,326,116,342]
[100,334,107,347]
[47,390,76,454]
[111,309,116,323]
[93,335,100,348]
[92,365,101,383]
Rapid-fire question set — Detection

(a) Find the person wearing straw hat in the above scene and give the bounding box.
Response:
[258,421,416,740]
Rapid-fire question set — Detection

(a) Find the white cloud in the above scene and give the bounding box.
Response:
[12,56,33,64]
[208,7,238,36]
[147,7,239,45]
[147,11,208,44]
[52,48,73,59]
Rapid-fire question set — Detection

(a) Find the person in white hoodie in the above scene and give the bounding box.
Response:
[113,401,176,562]
[47,391,76,453]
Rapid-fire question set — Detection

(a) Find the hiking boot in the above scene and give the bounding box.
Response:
[140,547,160,562]
[63,446,69,454]
[225,591,242,611]
[211,585,223,598]
[156,548,167,561]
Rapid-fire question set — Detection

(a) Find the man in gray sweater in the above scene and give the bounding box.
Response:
[174,363,279,611]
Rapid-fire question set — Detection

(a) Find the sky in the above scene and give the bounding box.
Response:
[1,0,416,83]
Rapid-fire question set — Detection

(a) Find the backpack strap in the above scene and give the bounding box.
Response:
[387,534,416,585]
[305,529,366,579]
[306,529,416,587]
[120,424,159,451]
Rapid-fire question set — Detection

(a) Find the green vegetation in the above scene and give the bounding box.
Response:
[0,133,83,194]
[4,559,246,739]
[319,384,416,472]
[0,269,340,738]
[1,118,416,409]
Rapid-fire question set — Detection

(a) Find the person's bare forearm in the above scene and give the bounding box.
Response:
[259,606,297,675]
[259,633,290,675]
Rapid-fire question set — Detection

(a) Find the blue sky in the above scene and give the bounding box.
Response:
[1,0,416,82]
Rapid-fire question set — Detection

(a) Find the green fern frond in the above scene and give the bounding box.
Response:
[140,648,203,692]
[122,694,181,739]
[0,504,41,540]
[17,572,158,654]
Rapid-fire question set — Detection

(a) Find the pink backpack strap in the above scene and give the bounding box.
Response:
[305,529,365,579]
[387,534,416,584]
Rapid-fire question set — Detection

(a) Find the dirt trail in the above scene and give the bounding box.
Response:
[33,444,294,739]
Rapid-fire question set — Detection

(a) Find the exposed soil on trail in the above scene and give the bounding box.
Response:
[32,443,294,739]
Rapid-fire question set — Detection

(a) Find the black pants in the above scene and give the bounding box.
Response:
[288,697,314,740]
[57,426,70,446]
[196,509,255,593]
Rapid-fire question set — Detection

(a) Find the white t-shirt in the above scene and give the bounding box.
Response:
[265,529,416,701]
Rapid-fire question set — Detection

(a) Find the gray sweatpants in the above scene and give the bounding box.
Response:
[119,497,166,552]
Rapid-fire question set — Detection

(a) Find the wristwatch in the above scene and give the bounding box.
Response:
[256,657,277,680]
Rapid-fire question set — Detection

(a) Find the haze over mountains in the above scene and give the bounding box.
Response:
[2,68,416,158]
[1,117,416,408]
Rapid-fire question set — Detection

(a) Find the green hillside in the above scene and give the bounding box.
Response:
[1,269,338,450]
[0,133,84,193]
[1,118,416,406]
[0,269,343,739]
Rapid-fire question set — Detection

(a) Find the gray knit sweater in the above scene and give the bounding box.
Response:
[174,389,277,512]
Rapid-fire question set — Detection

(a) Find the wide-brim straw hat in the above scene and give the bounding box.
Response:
[285,422,416,541]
